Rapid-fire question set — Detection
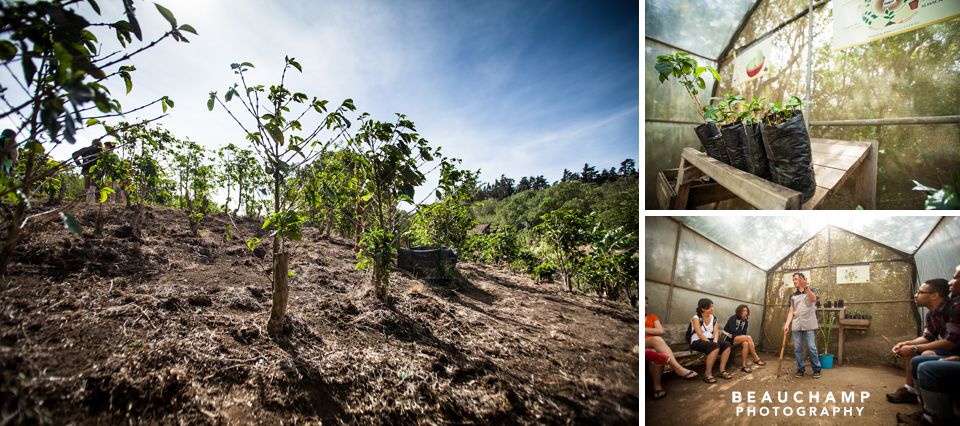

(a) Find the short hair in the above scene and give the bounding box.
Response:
[792,272,806,280]
[736,304,750,317]
[696,298,713,315]
[924,278,949,298]
[1,129,15,138]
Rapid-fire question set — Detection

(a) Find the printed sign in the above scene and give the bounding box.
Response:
[833,0,960,50]
[733,36,774,86]
[837,264,871,284]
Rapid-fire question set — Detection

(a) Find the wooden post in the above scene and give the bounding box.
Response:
[267,252,290,335]
[673,157,687,195]
[855,139,878,209]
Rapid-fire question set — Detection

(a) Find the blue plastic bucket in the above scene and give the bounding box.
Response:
[820,354,834,369]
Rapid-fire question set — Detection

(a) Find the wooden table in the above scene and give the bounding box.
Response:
[817,307,870,367]
[661,138,878,209]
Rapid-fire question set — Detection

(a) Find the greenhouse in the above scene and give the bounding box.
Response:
[644,0,960,210]
[643,215,960,424]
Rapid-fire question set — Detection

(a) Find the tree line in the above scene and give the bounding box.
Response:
[475,159,637,201]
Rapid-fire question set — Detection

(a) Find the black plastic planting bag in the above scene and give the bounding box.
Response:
[760,111,816,202]
[744,123,771,180]
[719,123,749,172]
[694,122,730,165]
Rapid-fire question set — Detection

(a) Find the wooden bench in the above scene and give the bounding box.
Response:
[655,324,703,372]
[657,138,878,209]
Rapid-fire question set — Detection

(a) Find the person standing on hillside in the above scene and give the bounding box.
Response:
[783,272,821,379]
[72,139,103,203]
[1,129,17,174]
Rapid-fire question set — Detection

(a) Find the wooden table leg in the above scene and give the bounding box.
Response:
[855,140,878,209]
[838,326,844,367]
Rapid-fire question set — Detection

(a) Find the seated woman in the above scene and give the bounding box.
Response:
[690,298,733,383]
[724,304,766,373]
[645,298,698,399]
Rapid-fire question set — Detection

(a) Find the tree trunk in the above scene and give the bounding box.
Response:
[132,203,145,239]
[373,256,389,302]
[267,251,289,335]
[0,204,26,280]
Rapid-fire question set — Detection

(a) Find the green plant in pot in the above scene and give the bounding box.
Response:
[654,52,729,164]
[736,97,772,180]
[705,93,752,172]
[761,96,816,202]
[818,293,836,368]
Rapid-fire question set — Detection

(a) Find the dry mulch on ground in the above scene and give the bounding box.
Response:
[0,204,639,424]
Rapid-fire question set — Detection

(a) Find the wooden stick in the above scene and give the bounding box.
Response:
[776,331,789,378]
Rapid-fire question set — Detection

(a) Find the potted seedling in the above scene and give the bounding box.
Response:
[654,52,729,164]
[736,97,771,180]
[706,93,750,172]
[761,96,816,202]
[818,294,836,369]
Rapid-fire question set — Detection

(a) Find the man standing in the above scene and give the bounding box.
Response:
[71,139,103,203]
[783,272,821,379]
[887,278,960,404]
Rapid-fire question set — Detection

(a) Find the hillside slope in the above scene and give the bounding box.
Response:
[0,204,639,424]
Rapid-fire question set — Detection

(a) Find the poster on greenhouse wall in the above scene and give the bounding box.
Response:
[732,37,774,86]
[832,0,960,50]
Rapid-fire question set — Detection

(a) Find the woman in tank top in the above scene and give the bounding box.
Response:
[690,298,734,383]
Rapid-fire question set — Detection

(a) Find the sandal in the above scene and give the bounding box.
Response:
[703,376,717,384]
[753,359,767,366]
[680,370,699,380]
[719,371,734,379]
[652,389,667,400]
[741,366,753,373]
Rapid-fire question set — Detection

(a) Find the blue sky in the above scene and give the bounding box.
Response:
[5,0,638,190]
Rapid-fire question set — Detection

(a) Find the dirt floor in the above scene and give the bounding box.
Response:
[0,203,640,424]
[645,350,918,425]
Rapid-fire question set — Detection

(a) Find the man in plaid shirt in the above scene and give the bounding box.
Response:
[887,278,960,404]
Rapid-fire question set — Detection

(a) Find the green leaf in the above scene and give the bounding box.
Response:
[60,213,82,235]
[154,3,177,28]
[654,61,673,77]
[706,66,721,81]
[86,118,100,126]
[207,92,216,111]
[0,41,16,62]
[122,73,133,93]
[240,61,255,69]
[264,123,284,145]
[88,0,102,14]
[178,24,198,35]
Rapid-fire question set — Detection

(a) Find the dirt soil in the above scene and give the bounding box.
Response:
[645,352,916,426]
[0,204,639,424]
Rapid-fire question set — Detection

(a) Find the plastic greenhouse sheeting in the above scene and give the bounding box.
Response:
[645,0,756,60]
[675,216,945,271]
[914,217,959,287]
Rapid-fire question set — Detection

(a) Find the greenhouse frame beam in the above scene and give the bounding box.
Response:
[645,117,701,125]
[810,115,960,126]
[644,36,717,62]
[716,0,765,69]
[718,0,830,67]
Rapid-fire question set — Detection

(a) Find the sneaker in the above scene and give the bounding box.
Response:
[795,371,803,378]
[812,371,821,379]
[886,387,919,404]
[895,410,928,425]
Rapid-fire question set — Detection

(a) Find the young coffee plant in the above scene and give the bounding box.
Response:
[209,56,355,334]
[533,209,590,292]
[654,52,721,122]
[349,112,454,302]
